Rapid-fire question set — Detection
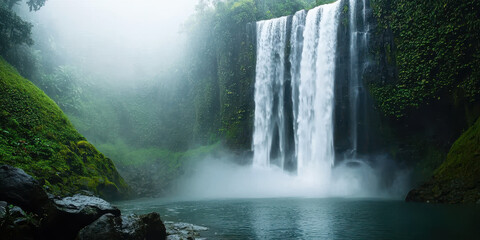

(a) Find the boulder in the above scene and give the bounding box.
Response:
[77,212,167,240]
[140,212,167,240]
[0,165,51,214]
[0,165,167,239]
[43,194,121,239]
[53,194,121,217]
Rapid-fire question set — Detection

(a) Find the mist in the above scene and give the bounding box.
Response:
[174,153,410,200]
[22,0,198,84]
[7,0,411,201]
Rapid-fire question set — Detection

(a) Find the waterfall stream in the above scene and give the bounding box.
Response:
[252,16,288,168]
[252,0,369,182]
[295,2,340,181]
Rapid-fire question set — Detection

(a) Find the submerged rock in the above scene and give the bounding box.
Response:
[77,212,167,240]
[0,165,51,214]
[164,221,208,240]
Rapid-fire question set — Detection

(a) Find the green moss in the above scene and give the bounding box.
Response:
[434,117,480,185]
[407,117,480,203]
[0,57,129,199]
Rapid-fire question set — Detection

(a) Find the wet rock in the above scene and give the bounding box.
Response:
[53,194,121,217]
[164,221,208,240]
[43,194,121,239]
[76,214,122,239]
[0,165,168,240]
[140,212,167,240]
[0,165,50,214]
[77,212,167,240]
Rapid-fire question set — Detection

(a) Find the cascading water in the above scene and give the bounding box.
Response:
[252,0,374,183]
[253,1,340,182]
[347,0,370,159]
[252,17,288,168]
[289,9,306,169]
[295,2,340,181]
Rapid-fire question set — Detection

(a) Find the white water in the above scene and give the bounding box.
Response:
[290,9,307,165]
[296,2,340,184]
[252,17,288,168]
[253,2,340,186]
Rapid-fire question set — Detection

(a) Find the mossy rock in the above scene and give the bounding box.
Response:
[406,117,480,204]
[0,57,130,200]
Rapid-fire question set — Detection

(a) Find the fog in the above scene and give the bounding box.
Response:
[22,0,198,84]
[9,0,412,201]
[174,154,410,200]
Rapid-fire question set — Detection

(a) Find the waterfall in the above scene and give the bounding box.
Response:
[252,16,288,168]
[252,0,371,181]
[290,10,306,165]
[349,0,360,157]
[347,0,370,158]
[253,1,340,180]
[295,2,340,180]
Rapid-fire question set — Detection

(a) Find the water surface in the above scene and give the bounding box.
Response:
[116,198,480,239]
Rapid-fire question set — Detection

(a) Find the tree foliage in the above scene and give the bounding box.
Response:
[0,6,32,53]
[0,0,47,54]
[2,0,46,11]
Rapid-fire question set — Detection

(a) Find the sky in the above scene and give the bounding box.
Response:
[21,0,199,84]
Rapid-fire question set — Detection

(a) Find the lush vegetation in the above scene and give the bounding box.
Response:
[3,0,477,201]
[435,117,480,185]
[369,0,480,119]
[0,57,129,199]
[98,140,222,196]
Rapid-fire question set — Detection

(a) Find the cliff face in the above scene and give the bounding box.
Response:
[0,57,129,199]
[366,0,480,201]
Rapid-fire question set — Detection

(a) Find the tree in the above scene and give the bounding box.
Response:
[0,0,47,54]
[2,0,46,11]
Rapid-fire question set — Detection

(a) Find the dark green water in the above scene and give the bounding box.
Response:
[115,198,480,239]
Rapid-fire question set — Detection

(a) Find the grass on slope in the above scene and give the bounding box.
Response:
[0,57,129,199]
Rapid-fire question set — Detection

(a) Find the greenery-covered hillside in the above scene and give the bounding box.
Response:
[0,57,129,199]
